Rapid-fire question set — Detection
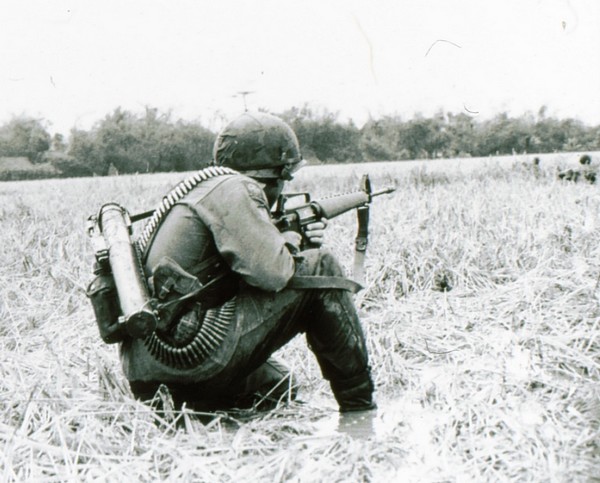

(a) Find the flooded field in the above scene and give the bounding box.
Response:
[1,154,599,481]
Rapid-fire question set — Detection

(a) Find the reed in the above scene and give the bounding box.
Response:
[0,154,598,481]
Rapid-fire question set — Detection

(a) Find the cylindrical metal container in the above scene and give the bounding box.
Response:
[99,203,157,338]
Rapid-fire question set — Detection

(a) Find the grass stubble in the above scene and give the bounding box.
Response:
[0,154,599,482]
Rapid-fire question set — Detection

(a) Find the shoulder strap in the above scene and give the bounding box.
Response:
[352,205,370,285]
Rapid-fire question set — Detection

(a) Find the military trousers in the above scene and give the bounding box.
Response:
[129,249,375,412]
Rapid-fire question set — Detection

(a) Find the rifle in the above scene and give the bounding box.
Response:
[271,175,395,283]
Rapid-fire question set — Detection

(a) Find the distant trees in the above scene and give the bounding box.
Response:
[396,113,448,159]
[476,113,532,155]
[276,106,600,163]
[1,105,600,180]
[359,116,401,161]
[278,106,362,162]
[0,116,51,162]
[445,113,475,157]
[68,108,215,176]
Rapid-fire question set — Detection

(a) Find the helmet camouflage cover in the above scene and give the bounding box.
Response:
[213,111,305,179]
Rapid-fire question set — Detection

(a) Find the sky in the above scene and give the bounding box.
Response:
[1,0,599,135]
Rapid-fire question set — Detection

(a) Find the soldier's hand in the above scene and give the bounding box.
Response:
[304,218,328,247]
[282,230,303,252]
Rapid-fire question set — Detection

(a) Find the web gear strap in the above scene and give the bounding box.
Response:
[353,205,370,286]
[287,275,362,293]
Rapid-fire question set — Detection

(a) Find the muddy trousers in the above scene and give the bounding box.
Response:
[129,249,375,413]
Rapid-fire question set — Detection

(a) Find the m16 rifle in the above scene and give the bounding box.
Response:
[271,174,395,283]
[272,174,395,246]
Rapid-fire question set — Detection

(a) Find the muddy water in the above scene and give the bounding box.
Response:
[310,399,409,440]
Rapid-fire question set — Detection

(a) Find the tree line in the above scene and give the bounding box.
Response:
[1,105,599,180]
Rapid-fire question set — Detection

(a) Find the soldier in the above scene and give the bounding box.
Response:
[123,112,376,414]
[557,154,596,184]
[579,154,596,183]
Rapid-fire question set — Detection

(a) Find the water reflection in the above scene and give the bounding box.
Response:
[311,399,407,440]
[337,409,378,439]
[189,398,410,442]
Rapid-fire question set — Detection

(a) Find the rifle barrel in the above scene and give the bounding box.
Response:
[371,186,396,198]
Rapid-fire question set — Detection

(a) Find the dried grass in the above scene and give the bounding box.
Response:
[1,153,599,481]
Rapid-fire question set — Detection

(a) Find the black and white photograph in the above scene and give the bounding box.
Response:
[1,0,599,481]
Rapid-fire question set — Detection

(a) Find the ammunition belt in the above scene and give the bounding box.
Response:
[134,166,238,369]
[144,299,236,370]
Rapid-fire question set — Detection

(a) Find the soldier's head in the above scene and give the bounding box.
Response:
[213,112,305,204]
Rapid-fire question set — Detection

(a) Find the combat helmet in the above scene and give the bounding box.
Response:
[213,111,305,180]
